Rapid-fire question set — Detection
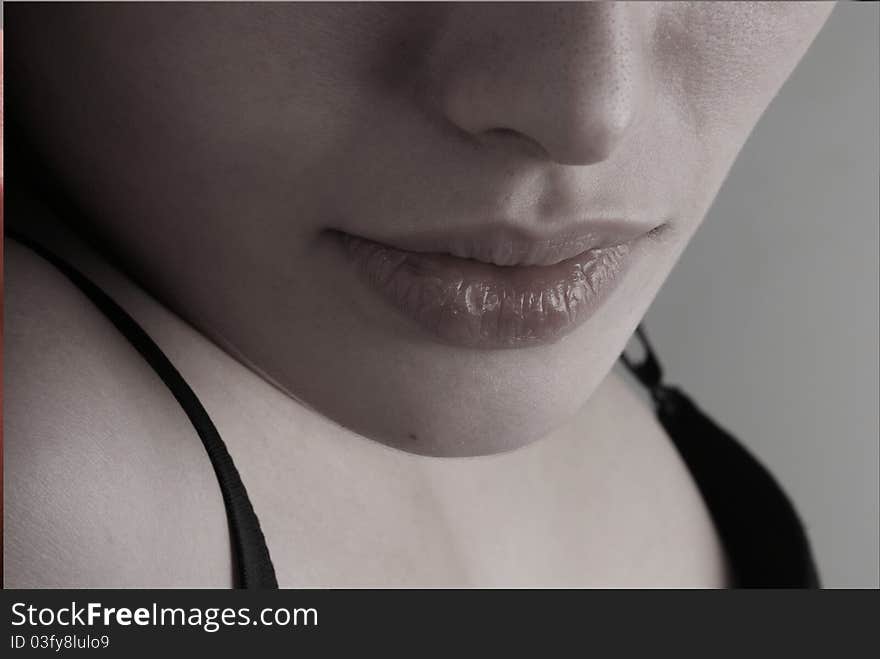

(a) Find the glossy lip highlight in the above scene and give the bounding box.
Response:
[337,222,656,349]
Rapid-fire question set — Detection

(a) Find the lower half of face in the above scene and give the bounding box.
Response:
[6,3,835,455]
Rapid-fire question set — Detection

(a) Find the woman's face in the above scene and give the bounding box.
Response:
[7,2,834,456]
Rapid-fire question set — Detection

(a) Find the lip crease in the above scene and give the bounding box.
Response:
[362,220,655,267]
[336,221,656,349]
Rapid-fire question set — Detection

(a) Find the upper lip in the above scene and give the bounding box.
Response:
[342,219,660,267]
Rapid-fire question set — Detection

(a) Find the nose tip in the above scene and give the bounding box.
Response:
[519,88,642,166]
[430,3,649,167]
[444,76,641,166]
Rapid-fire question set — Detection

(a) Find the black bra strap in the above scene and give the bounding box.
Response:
[7,229,279,589]
[620,325,665,397]
[620,325,820,588]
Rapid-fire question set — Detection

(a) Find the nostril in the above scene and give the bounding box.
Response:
[479,126,551,160]
[486,127,522,139]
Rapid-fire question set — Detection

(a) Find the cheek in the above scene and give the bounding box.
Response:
[8,6,415,293]
[655,3,831,131]
[649,2,834,227]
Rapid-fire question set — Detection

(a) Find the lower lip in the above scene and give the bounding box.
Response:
[337,232,639,349]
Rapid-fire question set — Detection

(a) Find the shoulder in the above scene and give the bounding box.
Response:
[4,239,232,587]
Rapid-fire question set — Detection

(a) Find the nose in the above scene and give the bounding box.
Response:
[427,2,653,166]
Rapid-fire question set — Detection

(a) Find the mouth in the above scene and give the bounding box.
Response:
[333,222,663,349]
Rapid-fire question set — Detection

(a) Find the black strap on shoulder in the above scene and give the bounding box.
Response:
[6,229,279,589]
[621,325,820,588]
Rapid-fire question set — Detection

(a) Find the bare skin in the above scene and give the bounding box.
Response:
[4,192,725,587]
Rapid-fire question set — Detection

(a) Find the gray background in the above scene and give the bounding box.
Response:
[642,1,879,588]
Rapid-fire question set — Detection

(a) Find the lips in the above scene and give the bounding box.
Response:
[336,223,652,349]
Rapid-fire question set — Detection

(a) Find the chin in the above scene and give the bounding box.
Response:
[348,389,588,458]
[314,331,622,458]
